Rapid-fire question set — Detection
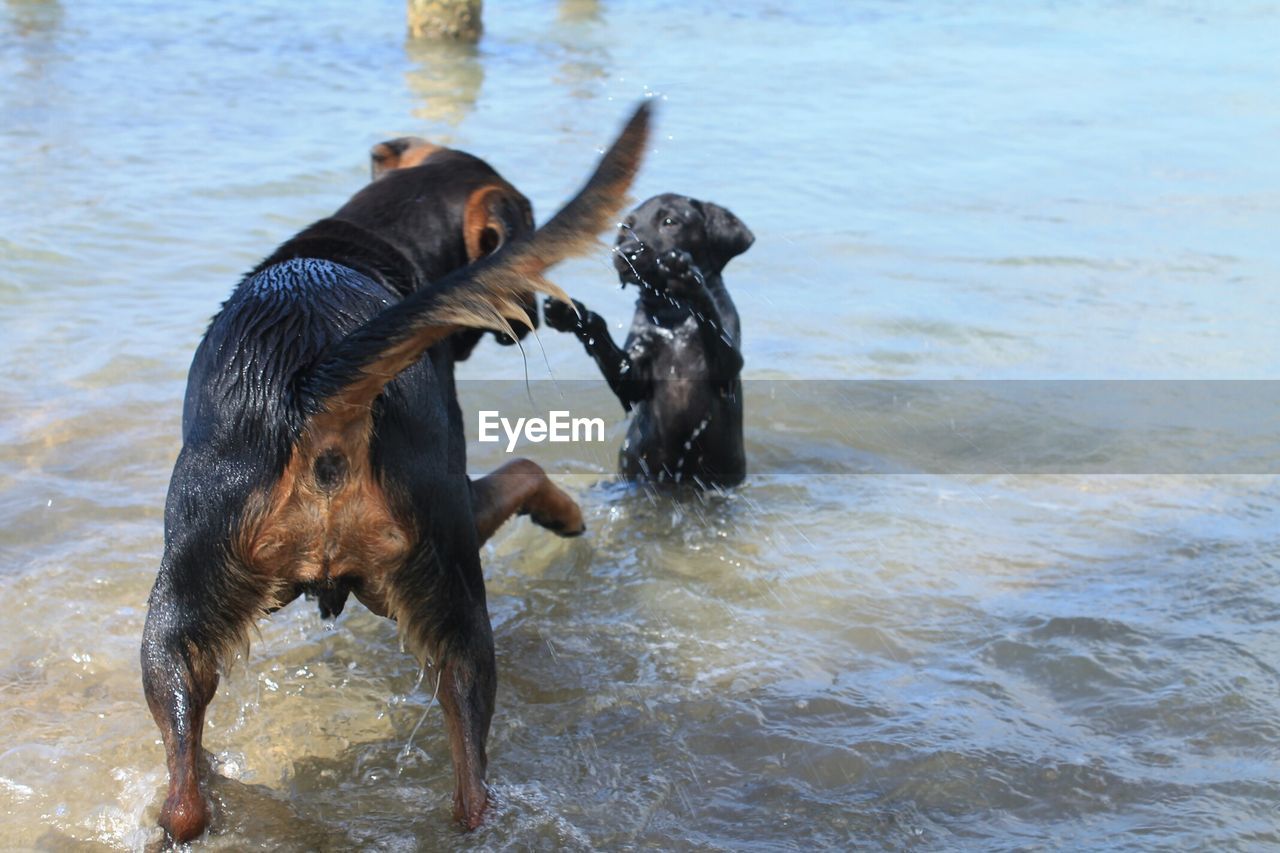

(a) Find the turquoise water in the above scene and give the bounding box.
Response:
[1,1,1277,848]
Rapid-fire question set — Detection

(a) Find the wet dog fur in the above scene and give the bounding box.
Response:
[140,104,651,843]
[544,193,753,487]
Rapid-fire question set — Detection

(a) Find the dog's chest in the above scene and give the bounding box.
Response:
[630,317,707,377]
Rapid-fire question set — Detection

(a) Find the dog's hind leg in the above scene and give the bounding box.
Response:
[386,547,497,830]
[437,639,496,830]
[140,552,271,843]
[470,458,585,544]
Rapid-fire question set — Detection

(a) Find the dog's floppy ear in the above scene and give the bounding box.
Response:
[370,136,442,180]
[694,200,755,268]
[463,184,527,262]
[463,184,538,345]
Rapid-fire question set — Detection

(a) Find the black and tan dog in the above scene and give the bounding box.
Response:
[141,103,651,843]
[544,193,753,487]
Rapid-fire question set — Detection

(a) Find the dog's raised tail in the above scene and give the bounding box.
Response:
[300,101,653,419]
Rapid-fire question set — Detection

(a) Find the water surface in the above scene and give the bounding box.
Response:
[1,0,1278,849]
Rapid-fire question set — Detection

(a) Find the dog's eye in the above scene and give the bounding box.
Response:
[662,217,679,228]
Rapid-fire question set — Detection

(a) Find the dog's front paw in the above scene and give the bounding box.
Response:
[655,248,693,278]
[656,249,705,297]
[543,297,586,332]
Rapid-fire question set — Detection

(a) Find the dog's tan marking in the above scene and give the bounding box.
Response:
[370,136,443,179]
[240,408,411,584]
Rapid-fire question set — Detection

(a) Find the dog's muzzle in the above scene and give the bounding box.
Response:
[613,238,649,282]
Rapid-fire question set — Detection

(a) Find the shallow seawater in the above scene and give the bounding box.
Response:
[2,0,1279,849]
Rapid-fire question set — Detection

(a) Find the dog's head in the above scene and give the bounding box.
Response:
[340,136,539,351]
[614,193,754,288]
[360,136,534,277]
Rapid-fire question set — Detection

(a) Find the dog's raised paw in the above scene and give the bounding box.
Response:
[529,508,586,538]
[543,296,586,332]
[656,249,705,295]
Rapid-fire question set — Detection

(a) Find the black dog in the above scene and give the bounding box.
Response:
[544,193,753,487]
[140,103,650,843]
